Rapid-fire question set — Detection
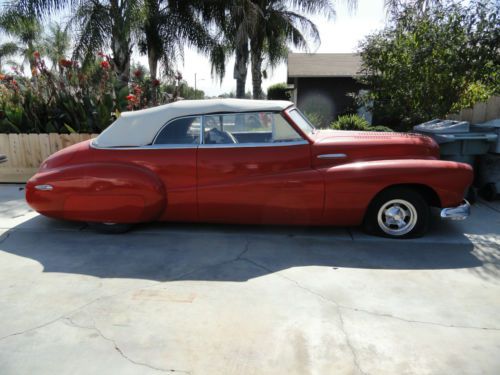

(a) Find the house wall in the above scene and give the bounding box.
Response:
[292,77,364,126]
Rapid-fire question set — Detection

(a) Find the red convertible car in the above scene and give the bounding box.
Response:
[26,99,472,238]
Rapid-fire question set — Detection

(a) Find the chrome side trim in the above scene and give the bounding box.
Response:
[90,140,198,150]
[317,153,347,159]
[440,200,470,221]
[198,140,309,148]
[35,184,53,191]
[90,139,308,150]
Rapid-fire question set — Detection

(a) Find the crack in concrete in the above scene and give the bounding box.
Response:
[162,237,251,281]
[65,318,190,374]
[0,284,137,343]
[3,233,498,374]
[0,240,252,343]
[347,228,354,241]
[0,314,66,342]
[238,243,500,374]
[239,254,500,332]
[239,256,368,375]
[342,306,500,331]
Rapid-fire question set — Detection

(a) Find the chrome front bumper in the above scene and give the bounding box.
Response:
[440,200,471,221]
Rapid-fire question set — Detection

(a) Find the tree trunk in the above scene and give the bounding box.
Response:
[250,37,264,99]
[145,0,160,81]
[234,40,249,98]
[110,0,131,85]
[111,33,131,84]
[148,49,158,81]
[144,0,161,104]
[148,48,158,103]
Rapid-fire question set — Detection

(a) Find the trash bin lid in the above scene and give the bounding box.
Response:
[474,119,500,128]
[413,119,470,134]
[432,132,498,144]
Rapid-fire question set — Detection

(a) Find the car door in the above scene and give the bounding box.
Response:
[145,115,201,222]
[197,111,324,225]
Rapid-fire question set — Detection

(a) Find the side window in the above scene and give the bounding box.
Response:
[154,116,201,145]
[273,114,304,142]
[203,112,303,145]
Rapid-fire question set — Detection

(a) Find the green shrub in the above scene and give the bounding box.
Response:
[267,83,291,100]
[330,114,393,132]
[370,125,394,132]
[358,0,499,130]
[330,114,370,131]
[451,82,496,112]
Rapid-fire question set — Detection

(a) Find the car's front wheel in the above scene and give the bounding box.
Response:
[363,187,430,239]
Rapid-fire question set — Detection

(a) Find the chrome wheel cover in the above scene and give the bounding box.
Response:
[377,199,418,236]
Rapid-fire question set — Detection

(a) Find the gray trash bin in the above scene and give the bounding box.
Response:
[471,119,500,154]
[477,153,500,200]
[413,119,498,166]
[472,119,500,200]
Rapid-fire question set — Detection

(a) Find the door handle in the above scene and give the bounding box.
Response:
[317,153,347,159]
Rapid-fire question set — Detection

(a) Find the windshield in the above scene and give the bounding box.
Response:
[286,108,316,135]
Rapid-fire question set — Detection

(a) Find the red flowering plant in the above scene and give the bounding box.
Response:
[0,53,172,134]
[0,51,120,133]
[125,64,164,109]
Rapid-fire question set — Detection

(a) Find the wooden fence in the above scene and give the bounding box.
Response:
[447,96,500,123]
[0,133,98,183]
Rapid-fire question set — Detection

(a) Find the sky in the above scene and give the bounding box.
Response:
[0,0,387,96]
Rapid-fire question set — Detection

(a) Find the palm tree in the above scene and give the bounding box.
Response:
[0,8,41,72]
[206,0,261,98]
[12,0,220,88]
[249,0,339,99]
[72,0,141,84]
[42,22,71,73]
[138,0,216,81]
[13,0,140,84]
[209,0,355,99]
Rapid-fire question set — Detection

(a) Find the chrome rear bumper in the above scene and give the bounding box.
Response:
[440,200,470,221]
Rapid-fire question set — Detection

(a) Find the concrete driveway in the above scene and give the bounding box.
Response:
[1,184,499,375]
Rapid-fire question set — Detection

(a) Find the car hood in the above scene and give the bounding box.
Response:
[310,130,440,166]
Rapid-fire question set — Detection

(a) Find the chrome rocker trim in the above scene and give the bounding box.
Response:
[440,200,470,221]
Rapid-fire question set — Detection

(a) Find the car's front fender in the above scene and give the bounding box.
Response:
[320,159,473,225]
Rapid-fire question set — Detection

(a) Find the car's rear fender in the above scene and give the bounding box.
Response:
[320,159,473,226]
[26,162,166,223]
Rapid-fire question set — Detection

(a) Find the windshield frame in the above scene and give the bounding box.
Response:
[284,107,316,137]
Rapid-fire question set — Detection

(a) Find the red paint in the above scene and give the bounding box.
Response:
[26,109,473,227]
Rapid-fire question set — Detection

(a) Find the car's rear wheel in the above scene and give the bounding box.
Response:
[89,222,133,234]
[363,187,430,239]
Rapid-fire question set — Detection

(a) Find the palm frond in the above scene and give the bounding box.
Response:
[0,41,20,58]
[9,0,79,17]
[70,1,112,68]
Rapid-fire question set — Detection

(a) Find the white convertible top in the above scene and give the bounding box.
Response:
[93,98,293,148]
